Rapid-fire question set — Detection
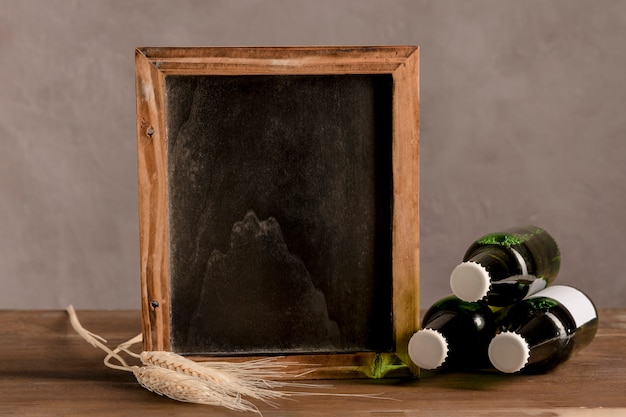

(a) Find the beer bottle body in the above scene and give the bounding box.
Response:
[408,295,498,370]
[488,285,598,374]
[450,225,560,306]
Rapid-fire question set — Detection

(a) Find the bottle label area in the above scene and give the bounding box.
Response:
[527,285,597,327]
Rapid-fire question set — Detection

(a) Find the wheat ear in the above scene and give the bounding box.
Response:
[139,351,312,407]
[134,365,260,412]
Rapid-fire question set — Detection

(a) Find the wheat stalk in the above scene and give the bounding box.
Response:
[66,305,269,412]
[66,305,392,413]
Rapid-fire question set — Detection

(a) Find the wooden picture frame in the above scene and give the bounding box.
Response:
[135,46,419,379]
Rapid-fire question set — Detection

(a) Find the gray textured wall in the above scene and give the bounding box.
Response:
[2,0,625,310]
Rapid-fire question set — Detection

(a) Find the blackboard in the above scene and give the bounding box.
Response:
[135,47,420,378]
[166,74,393,355]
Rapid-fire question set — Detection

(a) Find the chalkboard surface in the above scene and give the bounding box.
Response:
[165,74,394,355]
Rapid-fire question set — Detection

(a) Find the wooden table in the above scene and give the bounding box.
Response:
[1,309,625,416]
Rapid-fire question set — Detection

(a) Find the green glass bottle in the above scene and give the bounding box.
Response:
[488,285,598,374]
[450,225,560,306]
[407,295,499,370]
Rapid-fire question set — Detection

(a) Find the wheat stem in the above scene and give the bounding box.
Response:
[66,305,132,372]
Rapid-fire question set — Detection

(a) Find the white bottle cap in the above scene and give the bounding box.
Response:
[488,331,530,373]
[407,328,449,370]
[449,261,491,302]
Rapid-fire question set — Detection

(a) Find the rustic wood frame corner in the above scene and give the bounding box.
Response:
[135,46,420,379]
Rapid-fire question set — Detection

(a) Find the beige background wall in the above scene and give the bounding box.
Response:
[1,0,625,310]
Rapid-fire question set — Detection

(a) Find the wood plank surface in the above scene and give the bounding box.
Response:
[1,309,625,416]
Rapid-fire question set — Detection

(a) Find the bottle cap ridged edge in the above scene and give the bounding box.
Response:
[450,261,491,302]
[488,331,530,373]
[407,328,449,370]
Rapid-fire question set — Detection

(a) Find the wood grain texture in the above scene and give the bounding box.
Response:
[1,309,625,416]
[390,46,420,376]
[135,49,171,352]
[134,46,420,378]
[138,46,418,75]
